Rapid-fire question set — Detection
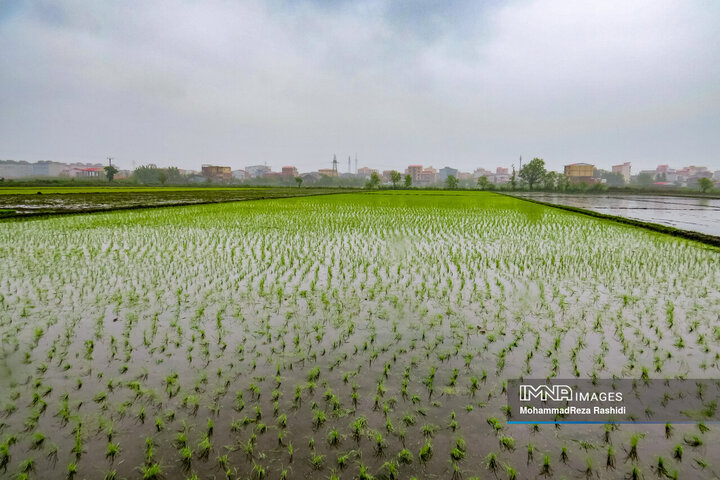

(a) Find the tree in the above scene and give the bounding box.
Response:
[510,167,517,190]
[477,176,489,190]
[390,170,402,189]
[366,172,381,189]
[637,172,654,187]
[543,171,558,190]
[104,165,119,182]
[295,176,303,188]
[404,174,412,188]
[558,174,571,191]
[519,158,546,190]
[699,176,713,193]
[445,175,458,189]
[599,170,624,187]
[158,170,168,185]
[133,165,162,184]
[166,166,183,184]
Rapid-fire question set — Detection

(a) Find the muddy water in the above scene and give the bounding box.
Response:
[512,193,720,236]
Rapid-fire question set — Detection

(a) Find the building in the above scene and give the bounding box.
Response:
[63,163,99,177]
[232,169,248,180]
[357,166,378,178]
[262,172,284,180]
[473,168,493,179]
[381,170,395,183]
[612,162,631,184]
[490,173,510,184]
[496,167,509,175]
[33,161,66,177]
[564,163,596,184]
[201,165,232,181]
[406,165,423,182]
[0,161,33,178]
[77,167,105,178]
[245,165,271,178]
[1,160,76,179]
[438,167,458,181]
[419,166,437,185]
[318,168,338,177]
[281,166,298,178]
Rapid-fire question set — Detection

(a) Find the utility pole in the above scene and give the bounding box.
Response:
[355,154,357,174]
[107,156,114,166]
[348,156,351,174]
[332,154,338,175]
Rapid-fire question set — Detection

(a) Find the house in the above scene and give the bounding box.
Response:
[564,163,596,184]
[201,165,231,181]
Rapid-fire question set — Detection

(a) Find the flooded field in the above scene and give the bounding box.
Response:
[1,191,719,479]
[511,193,720,237]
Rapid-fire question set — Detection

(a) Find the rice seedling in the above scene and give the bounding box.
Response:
[584,457,593,478]
[141,463,162,480]
[312,409,326,429]
[505,465,517,480]
[19,457,35,473]
[418,440,433,463]
[485,452,499,472]
[606,446,616,469]
[397,448,413,465]
[198,435,212,459]
[180,446,192,467]
[673,444,682,461]
[30,432,45,449]
[252,462,266,479]
[327,429,340,446]
[382,460,399,480]
[626,433,644,462]
[310,453,325,470]
[500,436,515,451]
[106,442,120,461]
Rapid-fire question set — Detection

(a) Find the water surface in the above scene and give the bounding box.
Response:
[512,193,720,236]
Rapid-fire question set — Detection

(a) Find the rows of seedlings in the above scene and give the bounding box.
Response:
[0,191,719,479]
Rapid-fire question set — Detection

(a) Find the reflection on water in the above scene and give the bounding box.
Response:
[512,193,720,237]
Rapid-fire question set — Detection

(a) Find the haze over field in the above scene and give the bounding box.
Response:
[1,0,719,172]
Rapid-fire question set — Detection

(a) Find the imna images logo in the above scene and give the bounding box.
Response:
[519,384,573,402]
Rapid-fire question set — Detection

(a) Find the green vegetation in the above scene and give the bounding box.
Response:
[0,186,352,217]
[0,191,717,478]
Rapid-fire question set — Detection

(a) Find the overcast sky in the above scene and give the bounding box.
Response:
[1,0,719,173]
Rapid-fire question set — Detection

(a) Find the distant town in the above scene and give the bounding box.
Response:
[0,156,717,190]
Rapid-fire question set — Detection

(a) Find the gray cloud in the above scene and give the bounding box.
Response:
[1,0,718,172]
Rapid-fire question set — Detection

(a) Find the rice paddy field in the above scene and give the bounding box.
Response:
[1,191,719,480]
[0,187,347,217]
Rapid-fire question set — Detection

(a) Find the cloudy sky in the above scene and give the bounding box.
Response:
[1,0,719,173]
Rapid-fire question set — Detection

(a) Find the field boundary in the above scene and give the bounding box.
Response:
[503,193,720,248]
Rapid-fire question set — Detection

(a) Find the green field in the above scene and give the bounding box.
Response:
[0,186,276,195]
[0,186,350,217]
[1,191,719,479]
